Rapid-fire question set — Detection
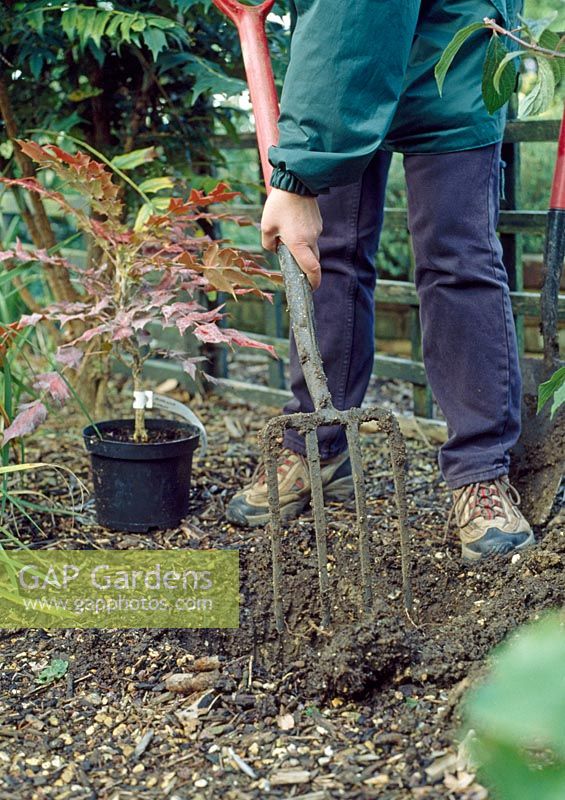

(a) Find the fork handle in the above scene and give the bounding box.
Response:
[212,0,334,411]
[277,244,334,411]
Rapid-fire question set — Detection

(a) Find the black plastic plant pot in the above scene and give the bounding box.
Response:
[83,418,199,532]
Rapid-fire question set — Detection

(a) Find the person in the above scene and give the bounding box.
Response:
[227,0,535,562]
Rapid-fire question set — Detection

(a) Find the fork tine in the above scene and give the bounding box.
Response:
[345,422,373,613]
[305,429,332,628]
[263,441,285,633]
[387,422,413,615]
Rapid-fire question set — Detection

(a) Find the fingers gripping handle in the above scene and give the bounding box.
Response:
[277,244,333,410]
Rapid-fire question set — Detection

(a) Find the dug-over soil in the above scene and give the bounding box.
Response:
[0,389,563,799]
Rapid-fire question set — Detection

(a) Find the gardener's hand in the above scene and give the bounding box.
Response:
[261,188,323,290]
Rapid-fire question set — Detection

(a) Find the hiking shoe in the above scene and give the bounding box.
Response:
[226,448,353,528]
[452,476,534,562]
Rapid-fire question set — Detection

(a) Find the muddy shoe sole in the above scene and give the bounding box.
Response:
[461,528,535,562]
[226,475,354,529]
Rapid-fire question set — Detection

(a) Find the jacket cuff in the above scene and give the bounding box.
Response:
[269,167,318,197]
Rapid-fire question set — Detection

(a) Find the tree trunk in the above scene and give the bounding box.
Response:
[0,75,79,307]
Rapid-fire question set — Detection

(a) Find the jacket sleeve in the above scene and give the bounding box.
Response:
[268,0,420,195]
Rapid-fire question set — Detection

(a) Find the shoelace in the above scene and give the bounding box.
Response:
[444,478,522,538]
[251,452,306,486]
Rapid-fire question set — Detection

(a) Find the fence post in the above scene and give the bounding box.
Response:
[501,100,525,355]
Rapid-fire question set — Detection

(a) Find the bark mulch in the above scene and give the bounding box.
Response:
[0,385,563,800]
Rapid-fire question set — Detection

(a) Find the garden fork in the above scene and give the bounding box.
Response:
[212,0,413,632]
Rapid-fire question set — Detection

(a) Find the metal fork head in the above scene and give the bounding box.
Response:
[260,406,413,634]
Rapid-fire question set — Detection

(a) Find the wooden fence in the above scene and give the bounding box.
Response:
[199,116,565,417]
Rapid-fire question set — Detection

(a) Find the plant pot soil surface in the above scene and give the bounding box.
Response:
[94,423,193,444]
[1,384,563,800]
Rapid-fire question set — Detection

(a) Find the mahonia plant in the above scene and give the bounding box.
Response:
[0,140,281,444]
[436,11,564,117]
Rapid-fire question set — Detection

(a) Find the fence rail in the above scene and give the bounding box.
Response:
[205,112,564,419]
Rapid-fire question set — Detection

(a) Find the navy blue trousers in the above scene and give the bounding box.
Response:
[283,143,522,489]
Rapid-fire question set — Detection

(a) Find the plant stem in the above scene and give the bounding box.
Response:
[131,351,148,443]
[484,17,565,58]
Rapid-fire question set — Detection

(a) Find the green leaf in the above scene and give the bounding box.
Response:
[111,147,158,170]
[476,738,565,800]
[138,177,174,194]
[482,35,517,114]
[539,30,564,85]
[551,379,565,418]
[134,202,155,231]
[518,11,559,40]
[519,57,556,117]
[130,13,146,33]
[60,7,79,40]
[537,366,565,412]
[142,28,168,61]
[35,658,69,685]
[435,22,485,96]
[27,10,45,35]
[29,51,45,81]
[493,50,525,94]
[88,11,111,49]
[185,55,247,102]
[465,615,565,757]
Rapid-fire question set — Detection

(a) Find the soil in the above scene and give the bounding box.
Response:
[0,386,563,800]
[86,420,198,445]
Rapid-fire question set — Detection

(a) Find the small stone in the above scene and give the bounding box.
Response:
[193,656,220,672]
[165,671,219,694]
[511,553,521,564]
[60,765,74,784]
[132,763,145,774]
[276,713,294,731]
[364,774,390,787]
[194,778,208,788]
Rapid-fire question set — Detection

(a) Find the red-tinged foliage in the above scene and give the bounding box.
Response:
[55,346,83,369]
[32,372,71,405]
[1,140,280,443]
[1,400,48,447]
[16,140,123,221]
[222,328,277,358]
[0,322,20,365]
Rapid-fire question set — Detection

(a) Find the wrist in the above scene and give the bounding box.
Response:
[269,166,318,197]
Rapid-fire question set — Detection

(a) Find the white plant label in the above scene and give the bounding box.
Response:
[131,391,207,456]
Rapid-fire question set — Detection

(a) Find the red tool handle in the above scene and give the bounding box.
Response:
[212,0,279,189]
[211,0,335,411]
[550,105,565,210]
[541,103,565,367]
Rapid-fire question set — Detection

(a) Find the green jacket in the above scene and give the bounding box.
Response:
[269,0,519,195]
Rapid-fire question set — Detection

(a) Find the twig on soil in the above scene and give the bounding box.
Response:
[133,729,154,760]
[247,654,253,688]
[227,746,257,779]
